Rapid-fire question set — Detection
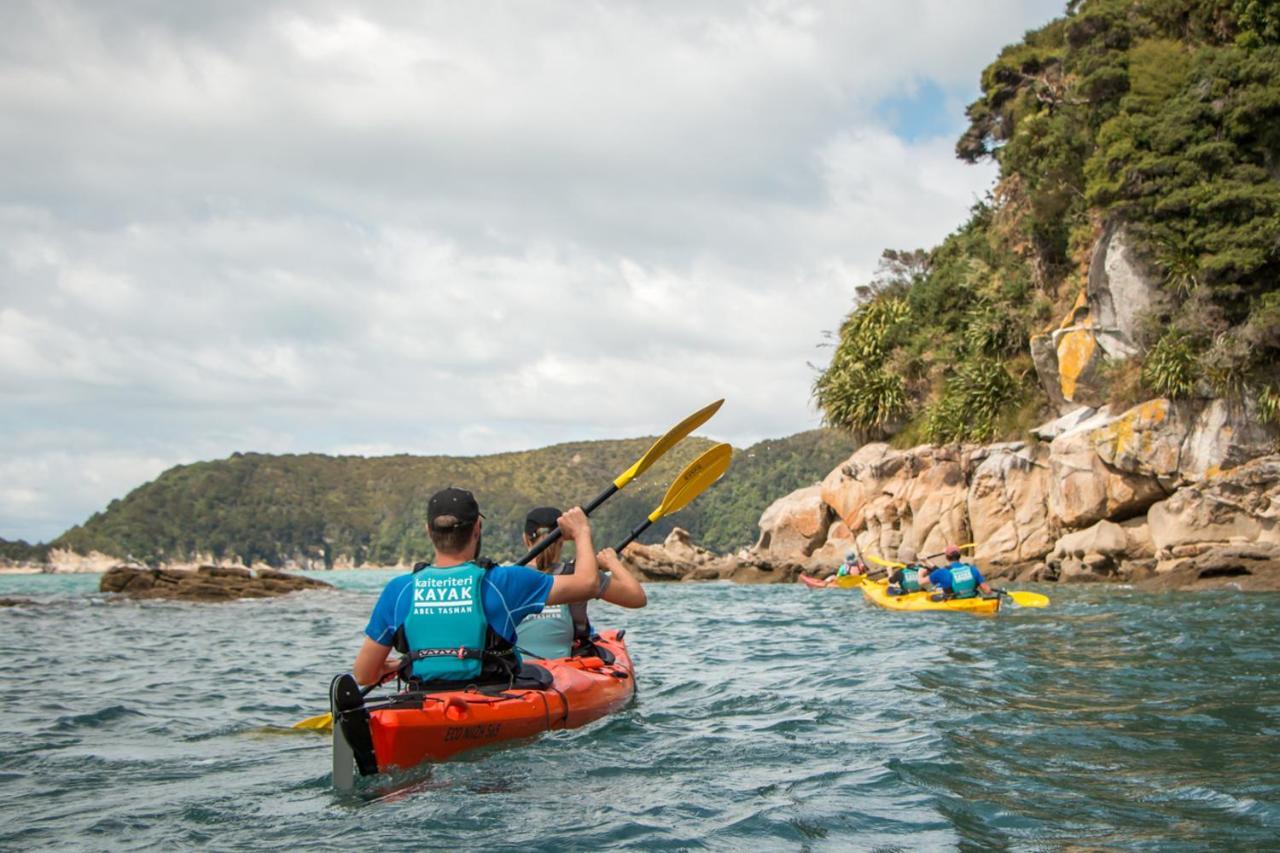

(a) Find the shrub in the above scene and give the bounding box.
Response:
[1142,332,1201,397]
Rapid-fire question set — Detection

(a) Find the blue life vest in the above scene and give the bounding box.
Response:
[949,564,978,598]
[402,563,490,682]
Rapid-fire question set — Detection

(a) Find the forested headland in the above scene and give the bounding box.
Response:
[42,431,854,568]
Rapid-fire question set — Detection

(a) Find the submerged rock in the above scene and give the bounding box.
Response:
[100,565,333,601]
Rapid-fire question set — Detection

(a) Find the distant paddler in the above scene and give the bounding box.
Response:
[819,550,865,587]
[515,506,647,660]
[927,545,996,600]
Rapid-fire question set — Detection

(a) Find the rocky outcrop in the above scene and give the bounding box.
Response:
[1047,404,1168,528]
[100,565,333,601]
[739,395,1277,589]
[753,485,833,561]
[621,528,735,582]
[820,443,970,563]
[620,528,807,584]
[1031,225,1159,414]
[967,442,1054,570]
[1135,543,1280,592]
[1147,455,1280,563]
[1042,519,1154,582]
[0,597,34,607]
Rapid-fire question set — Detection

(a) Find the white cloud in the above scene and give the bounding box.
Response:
[0,0,1067,541]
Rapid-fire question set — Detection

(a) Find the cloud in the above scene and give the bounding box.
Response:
[0,0,1068,540]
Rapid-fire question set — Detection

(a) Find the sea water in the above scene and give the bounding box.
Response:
[0,571,1277,850]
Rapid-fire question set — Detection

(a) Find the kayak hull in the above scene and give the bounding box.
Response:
[367,629,635,774]
[861,579,1000,615]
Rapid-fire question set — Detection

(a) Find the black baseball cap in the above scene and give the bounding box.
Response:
[428,487,483,530]
[524,506,561,537]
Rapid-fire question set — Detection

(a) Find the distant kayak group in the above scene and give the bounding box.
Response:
[800,546,1050,614]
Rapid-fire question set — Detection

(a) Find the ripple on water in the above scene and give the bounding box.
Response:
[0,575,1277,849]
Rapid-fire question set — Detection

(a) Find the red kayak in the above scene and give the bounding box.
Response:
[332,629,635,788]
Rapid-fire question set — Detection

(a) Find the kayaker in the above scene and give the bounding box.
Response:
[515,506,647,659]
[821,551,864,586]
[927,546,995,599]
[351,488,603,687]
[886,562,930,596]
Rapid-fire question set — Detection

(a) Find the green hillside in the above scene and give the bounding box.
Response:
[815,0,1280,442]
[51,430,856,567]
[0,538,49,564]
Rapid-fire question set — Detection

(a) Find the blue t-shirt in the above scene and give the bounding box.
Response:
[364,563,554,646]
[928,562,986,592]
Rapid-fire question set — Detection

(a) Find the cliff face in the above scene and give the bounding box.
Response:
[749,396,1279,589]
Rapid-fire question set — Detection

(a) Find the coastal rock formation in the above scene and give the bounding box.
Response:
[1135,543,1280,592]
[621,528,734,582]
[100,565,333,601]
[739,396,1278,589]
[1042,519,1154,582]
[753,485,833,561]
[1147,455,1280,564]
[620,528,807,584]
[1031,225,1158,413]
[967,442,1054,570]
[820,443,969,563]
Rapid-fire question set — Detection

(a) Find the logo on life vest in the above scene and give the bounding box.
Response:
[412,576,475,615]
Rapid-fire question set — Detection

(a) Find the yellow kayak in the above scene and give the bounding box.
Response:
[798,573,866,589]
[860,579,1001,615]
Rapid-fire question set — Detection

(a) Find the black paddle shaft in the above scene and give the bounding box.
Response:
[613,518,653,553]
[515,483,619,566]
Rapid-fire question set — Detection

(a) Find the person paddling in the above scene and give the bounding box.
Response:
[886,561,930,596]
[821,550,864,587]
[927,545,995,600]
[350,488,602,688]
[516,506,647,660]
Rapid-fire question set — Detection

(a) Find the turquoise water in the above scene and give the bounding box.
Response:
[1,571,1277,850]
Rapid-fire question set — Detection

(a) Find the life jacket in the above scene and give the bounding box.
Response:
[514,562,591,660]
[948,563,978,598]
[901,566,925,593]
[401,561,515,683]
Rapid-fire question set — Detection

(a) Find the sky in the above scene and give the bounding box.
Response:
[0,0,1067,542]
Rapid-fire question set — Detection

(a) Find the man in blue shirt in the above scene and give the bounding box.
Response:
[351,487,602,686]
[927,545,995,599]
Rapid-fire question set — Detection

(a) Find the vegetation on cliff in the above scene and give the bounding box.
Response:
[50,431,855,567]
[815,0,1280,441]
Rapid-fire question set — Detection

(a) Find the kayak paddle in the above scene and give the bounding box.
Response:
[997,589,1050,608]
[294,407,726,732]
[612,443,732,551]
[294,672,399,732]
[517,399,724,565]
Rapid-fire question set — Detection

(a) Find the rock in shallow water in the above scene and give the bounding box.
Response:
[99,565,333,601]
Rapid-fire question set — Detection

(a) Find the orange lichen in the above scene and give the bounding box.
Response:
[1057,328,1098,401]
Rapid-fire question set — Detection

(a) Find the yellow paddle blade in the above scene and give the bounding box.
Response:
[613,399,724,490]
[867,553,904,569]
[834,574,864,588]
[647,443,732,522]
[293,712,333,732]
[1007,590,1050,608]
